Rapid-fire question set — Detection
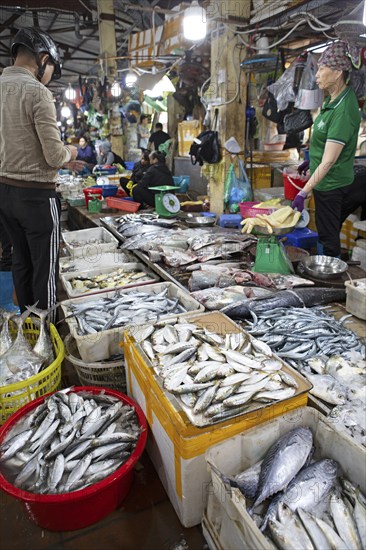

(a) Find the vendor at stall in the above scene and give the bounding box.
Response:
[132,151,174,207]
[120,151,150,196]
[292,41,362,258]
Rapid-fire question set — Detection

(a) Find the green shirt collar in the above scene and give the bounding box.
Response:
[322,87,351,111]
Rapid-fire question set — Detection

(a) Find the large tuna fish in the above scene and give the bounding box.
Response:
[221,288,346,319]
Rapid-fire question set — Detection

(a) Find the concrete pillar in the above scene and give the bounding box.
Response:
[206,0,251,216]
[97,0,123,156]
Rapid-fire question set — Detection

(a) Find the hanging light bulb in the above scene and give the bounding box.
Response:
[144,75,176,97]
[183,1,207,41]
[111,81,122,97]
[64,83,76,101]
[61,104,71,118]
[125,71,137,87]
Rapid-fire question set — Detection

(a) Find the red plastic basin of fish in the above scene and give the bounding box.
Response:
[0,386,147,532]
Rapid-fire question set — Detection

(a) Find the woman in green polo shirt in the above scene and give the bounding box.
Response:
[292,42,362,257]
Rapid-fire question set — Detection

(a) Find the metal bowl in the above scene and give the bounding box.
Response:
[185,216,216,228]
[298,255,348,280]
[252,225,294,236]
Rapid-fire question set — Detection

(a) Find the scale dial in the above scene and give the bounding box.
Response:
[162,193,180,214]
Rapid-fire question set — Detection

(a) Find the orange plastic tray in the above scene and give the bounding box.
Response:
[106,197,140,212]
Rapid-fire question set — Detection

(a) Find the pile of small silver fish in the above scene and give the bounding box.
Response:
[0,306,54,387]
[66,237,108,247]
[209,426,366,550]
[131,318,300,425]
[65,288,188,336]
[0,389,142,494]
[69,269,151,293]
[244,306,366,445]
[245,307,364,367]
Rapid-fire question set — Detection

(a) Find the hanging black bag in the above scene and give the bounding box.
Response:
[283,108,313,134]
[189,109,221,165]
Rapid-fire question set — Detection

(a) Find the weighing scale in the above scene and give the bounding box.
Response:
[252,210,311,275]
[150,186,181,218]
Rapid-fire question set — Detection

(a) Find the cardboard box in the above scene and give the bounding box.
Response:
[203,406,366,550]
[178,121,203,157]
[124,311,311,527]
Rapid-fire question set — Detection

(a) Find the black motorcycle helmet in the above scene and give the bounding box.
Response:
[11,27,62,81]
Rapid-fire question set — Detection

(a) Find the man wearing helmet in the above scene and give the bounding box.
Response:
[0,28,77,321]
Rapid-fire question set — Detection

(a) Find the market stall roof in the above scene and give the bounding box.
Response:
[0,0,364,88]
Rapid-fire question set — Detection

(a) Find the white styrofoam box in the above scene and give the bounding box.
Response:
[345,278,366,320]
[204,407,366,550]
[60,281,204,362]
[60,263,160,299]
[59,250,135,274]
[61,227,119,258]
[352,245,366,270]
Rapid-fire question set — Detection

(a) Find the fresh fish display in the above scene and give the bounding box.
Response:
[244,306,366,445]
[64,288,188,336]
[66,237,106,247]
[221,287,347,319]
[0,390,142,494]
[69,268,152,293]
[191,286,273,311]
[210,427,365,550]
[0,307,56,386]
[188,268,275,291]
[131,318,302,425]
[245,307,363,365]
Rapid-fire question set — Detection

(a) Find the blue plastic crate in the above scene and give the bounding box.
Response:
[218,214,242,228]
[125,161,135,170]
[201,212,217,218]
[281,227,318,249]
[90,185,118,198]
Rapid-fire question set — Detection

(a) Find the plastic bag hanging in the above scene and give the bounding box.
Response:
[227,160,253,213]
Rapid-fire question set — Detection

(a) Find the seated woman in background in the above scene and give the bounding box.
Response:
[132,151,174,207]
[76,136,97,165]
[97,140,114,165]
[120,151,150,196]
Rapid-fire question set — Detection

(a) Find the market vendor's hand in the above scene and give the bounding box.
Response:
[297,160,309,176]
[292,190,307,212]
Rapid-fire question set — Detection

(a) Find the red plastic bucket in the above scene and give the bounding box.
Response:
[0,387,147,531]
[283,170,309,200]
[83,188,103,207]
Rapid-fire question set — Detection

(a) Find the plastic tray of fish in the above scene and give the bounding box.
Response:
[127,312,312,428]
[59,250,135,274]
[204,406,366,550]
[60,282,205,363]
[61,227,119,258]
[60,263,160,298]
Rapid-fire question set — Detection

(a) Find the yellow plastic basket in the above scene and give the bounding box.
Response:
[0,318,64,424]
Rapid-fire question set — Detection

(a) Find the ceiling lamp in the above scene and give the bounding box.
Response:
[61,104,71,118]
[111,81,122,97]
[125,71,138,87]
[144,75,176,97]
[64,83,76,101]
[183,1,207,41]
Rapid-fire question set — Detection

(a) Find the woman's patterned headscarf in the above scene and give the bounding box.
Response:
[318,41,361,71]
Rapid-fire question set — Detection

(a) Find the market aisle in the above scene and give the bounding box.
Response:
[0,452,207,550]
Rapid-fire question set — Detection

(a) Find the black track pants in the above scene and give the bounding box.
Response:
[0,184,60,322]
[314,175,366,257]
